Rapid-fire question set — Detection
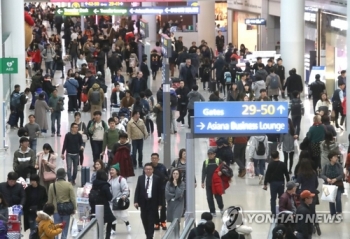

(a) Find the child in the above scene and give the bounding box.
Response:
[112,113,126,132]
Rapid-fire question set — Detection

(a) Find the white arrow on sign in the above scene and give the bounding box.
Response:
[165,8,169,13]
[93,9,99,14]
[57,9,63,14]
[277,105,286,114]
[129,8,134,14]
[196,122,205,130]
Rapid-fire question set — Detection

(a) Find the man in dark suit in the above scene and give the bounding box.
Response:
[134,163,163,239]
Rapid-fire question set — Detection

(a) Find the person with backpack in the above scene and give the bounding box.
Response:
[102,118,120,167]
[187,212,220,239]
[88,83,104,119]
[63,72,79,113]
[36,203,63,239]
[289,91,304,136]
[200,58,212,90]
[108,164,131,234]
[9,85,30,128]
[248,135,269,184]
[89,170,116,239]
[201,148,224,217]
[266,68,282,101]
[133,95,150,121]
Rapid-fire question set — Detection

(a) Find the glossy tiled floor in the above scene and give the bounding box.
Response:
[2,23,350,239]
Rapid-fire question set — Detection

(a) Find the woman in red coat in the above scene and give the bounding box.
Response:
[111,132,135,178]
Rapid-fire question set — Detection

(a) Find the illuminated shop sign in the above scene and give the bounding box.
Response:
[245,18,266,25]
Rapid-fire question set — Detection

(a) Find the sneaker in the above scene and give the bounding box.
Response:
[211,213,217,217]
[51,134,55,137]
[158,137,161,143]
[77,165,81,171]
[161,222,167,230]
[259,175,264,185]
[181,124,185,127]
[126,225,131,232]
[57,134,61,137]
[220,209,224,215]
[154,224,160,230]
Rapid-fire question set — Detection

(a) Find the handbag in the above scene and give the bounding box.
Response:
[321,184,338,203]
[79,123,88,143]
[81,93,88,103]
[40,154,56,182]
[53,183,74,215]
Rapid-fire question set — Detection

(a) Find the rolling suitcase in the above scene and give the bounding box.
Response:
[7,112,17,127]
[81,167,90,186]
[209,80,216,93]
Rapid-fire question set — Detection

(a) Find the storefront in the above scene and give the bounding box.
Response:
[227,0,262,51]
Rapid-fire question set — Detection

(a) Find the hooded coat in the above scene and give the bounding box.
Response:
[212,165,230,195]
[36,211,62,239]
[90,179,116,223]
[248,136,269,160]
[112,145,135,178]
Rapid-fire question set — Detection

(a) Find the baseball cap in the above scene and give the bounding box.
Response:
[207,148,216,154]
[286,181,299,190]
[300,190,315,199]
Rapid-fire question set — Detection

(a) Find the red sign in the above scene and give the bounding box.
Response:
[51,0,183,2]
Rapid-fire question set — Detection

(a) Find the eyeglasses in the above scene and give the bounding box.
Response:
[145,168,153,171]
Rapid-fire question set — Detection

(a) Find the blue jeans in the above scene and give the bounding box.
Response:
[254,159,266,176]
[66,153,79,182]
[131,139,144,166]
[45,61,53,76]
[52,62,64,78]
[51,112,61,135]
[53,213,70,239]
[28,212,37,234]
[270,181,285,215]
[30,139,37,155]
[329,187,344,215]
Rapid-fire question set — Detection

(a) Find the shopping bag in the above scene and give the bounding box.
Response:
[246,162,254,177]
[80,93,88,103]
[71,218,79,237]
[321,184,338,203]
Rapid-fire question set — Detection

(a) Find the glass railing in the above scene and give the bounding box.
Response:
[75,218,99,239]
[180,218,195,239]
[162,218,180,239]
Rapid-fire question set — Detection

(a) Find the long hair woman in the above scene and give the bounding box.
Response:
[279,118,297,173]
[165,169,185,223]
[36,143,57,191]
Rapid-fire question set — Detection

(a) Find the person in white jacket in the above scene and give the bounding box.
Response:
[248,135,269,185]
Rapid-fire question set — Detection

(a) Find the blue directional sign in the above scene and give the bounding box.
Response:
[193,102,289,135]
[194,102,288,118]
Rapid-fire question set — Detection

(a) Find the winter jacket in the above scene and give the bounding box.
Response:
[320,162,344,183]
[247,136,269,160]
[187,220,220,239]
[0,182,25,207]
[36,211,62,239]
[266,73,282,96]
[13,147,36,178]
[109,176,129,202]
[254,69,268,81]
[227,89,241,101]
[47,179,76,213]
[212,164,230,196]
[111,144,135,178]
[307,124,325,143]
[175,86,190,110]
[216,145,233,165]
[221,230,246,239]
[278,192,295,213]
[127,118,148,140]
[202,158,222,187]
[295,202,313,238]
[309,80,326,100]
[280,133,295,152]
[283,73,303,94]
[63,78,79,95]
[187,91,205,110]
[41,47,56,62]
[102,128,120,151]
[320,140,340,169]
[88,83,104,106]
[252,80,266,100]
[90,179,115,223]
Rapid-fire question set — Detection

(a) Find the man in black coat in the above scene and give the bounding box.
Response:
[283,68,303,99]
[175,81,189,126]
[309,74,326,113]
[134,163,163,239]
[295,190,315,239]
[95,47,105,78]
[130,72,148,99]
[274,58,286,98]
[156,84,163,103]
[0,172,25,207]
[179,59,197,88]
[140,55,150,83]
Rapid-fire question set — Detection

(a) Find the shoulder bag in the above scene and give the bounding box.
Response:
[79,123,88,142]
[133,122,147,139]
[54,183,74,215]
[41,153,56,182]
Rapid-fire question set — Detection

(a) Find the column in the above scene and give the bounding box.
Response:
[280,0,305,79]
[2,0,26,90]
[346,2,350,129]
[141,2,157,44]
[198,1,216,50]
[227,10,233,44]
[0,1,4,150]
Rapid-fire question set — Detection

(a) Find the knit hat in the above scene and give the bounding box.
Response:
[56,168,66,179]
[111,163,120,172]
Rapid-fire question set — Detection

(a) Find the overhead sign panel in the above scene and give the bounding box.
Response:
[55,6,199,16]
[193,102,288,135]
[194,102,288,118]
[52,0,181,2]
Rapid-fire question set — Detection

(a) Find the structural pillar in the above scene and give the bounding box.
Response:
[141,2,157,44]
[346,2,350,130]
[198,1,216,50]
[2,0,26,91]
[280,0,305,79]
[227,10,233,44]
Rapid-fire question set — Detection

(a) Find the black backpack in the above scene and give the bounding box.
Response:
[89,188,102,205]
[202,67,211,78]
[256,137,266,156]
[290,98,302,116]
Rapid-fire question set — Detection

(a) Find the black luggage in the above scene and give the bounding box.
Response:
[209,80,216,92]
[7,112,17,127]
[103,97,107,109]
[83,102,91,112]
[81,166,90,186]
